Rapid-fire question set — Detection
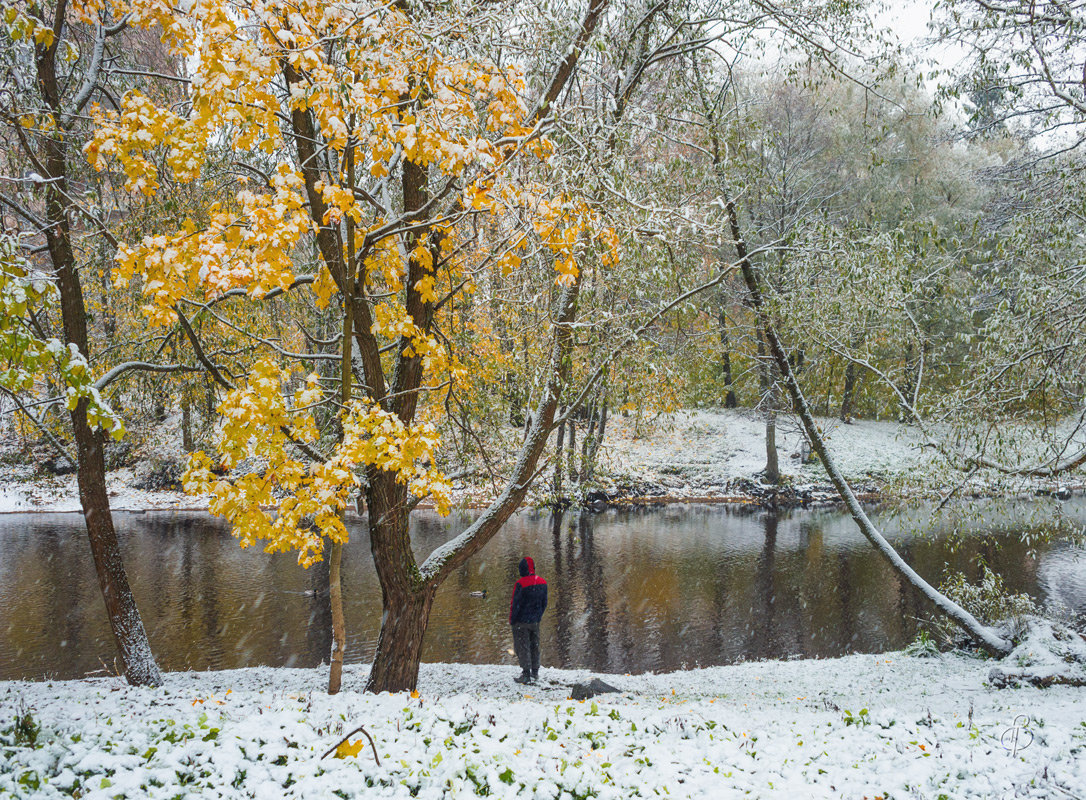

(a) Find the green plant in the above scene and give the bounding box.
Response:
[905,628,940,657]
[843,708,870,727]
[3,704,41,747]
[929,566,1040,647]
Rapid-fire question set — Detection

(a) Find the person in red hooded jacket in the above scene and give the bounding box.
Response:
[509,556,547,684]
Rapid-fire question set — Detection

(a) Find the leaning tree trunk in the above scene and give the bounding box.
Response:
[35,29,161,687]
[727,199,1012,657]
[68,398,163,685]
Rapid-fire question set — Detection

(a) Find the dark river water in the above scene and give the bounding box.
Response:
[1,500,1084,681]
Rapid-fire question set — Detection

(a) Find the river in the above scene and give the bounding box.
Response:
[1,500,1084,681]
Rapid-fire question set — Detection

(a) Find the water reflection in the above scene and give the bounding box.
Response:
[1,500,1084,681]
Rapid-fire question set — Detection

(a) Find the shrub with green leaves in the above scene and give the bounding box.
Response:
[928,567,1040,648]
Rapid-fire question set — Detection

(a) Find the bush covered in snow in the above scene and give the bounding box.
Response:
[927,567,1041,649]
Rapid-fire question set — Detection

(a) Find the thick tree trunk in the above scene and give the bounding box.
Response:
[363,470,427,693]
[364,581,436,694]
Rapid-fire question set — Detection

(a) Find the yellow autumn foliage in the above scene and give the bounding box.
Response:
[87,0,620,565]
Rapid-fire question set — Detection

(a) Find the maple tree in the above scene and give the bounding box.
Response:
[84,0,624,692]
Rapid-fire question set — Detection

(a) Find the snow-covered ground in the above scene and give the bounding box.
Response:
[597,409,929,496]
[0,466,207,514]
[0,408,1080,513]
[2,652,1084,799]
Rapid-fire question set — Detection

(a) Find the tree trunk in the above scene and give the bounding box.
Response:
[579,400,597,484]
[35,27,161,687]
[71,402,162,685]
[553,409,566,500]
[330,172,355,695]
[840,360,857,424]
[364,581,435,693]
[363,470,427,693]
[584,397,608,483]
[764,411,779,484]
[567,411,577,489]
[758,331,780,484]
[181,392,194,451]
[719,309,737,408]
[327,540,345,694]
[898,342,918,423]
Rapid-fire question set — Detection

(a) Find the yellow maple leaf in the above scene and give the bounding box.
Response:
[335,739,366,759]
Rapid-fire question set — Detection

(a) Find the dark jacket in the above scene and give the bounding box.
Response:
[509,556,548,624]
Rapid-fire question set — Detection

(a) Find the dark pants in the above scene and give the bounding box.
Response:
[511,622,540,677]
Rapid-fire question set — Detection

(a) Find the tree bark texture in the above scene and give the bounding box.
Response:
[758,331,780,484]
[553,410,566,499]
[34,22,161,687]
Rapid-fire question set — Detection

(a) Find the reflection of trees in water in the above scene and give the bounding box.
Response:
[303,554,332,668]
[3,503,1085,681]
[550,513,571,668]
[579,513,610,672]
[198,524,224,669]
[749,514,778,660]
[836,552,855,654]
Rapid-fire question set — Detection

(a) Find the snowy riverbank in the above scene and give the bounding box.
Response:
[0,408,1081,513]
[2,652,1084,799]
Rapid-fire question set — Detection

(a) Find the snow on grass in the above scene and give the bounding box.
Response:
[0,468,206,514]
[3,652,1084,799]
[598,409,929,494]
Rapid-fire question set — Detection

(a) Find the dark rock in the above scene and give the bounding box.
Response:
[132,454,185,491]
[42,454,76,475]
[584,491,609,512]
[570,678,622,701]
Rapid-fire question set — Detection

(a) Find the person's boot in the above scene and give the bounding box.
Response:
[530,671,538,684]
[514,672,531,685]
